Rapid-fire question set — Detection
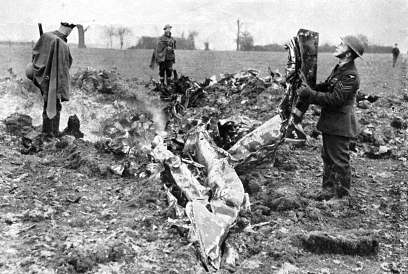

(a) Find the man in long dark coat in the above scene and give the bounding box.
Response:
[27,22,75,138]
[150,24,176,85]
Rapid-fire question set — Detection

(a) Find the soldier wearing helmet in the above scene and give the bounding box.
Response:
[150,24,176,85]
[296,35,365,200]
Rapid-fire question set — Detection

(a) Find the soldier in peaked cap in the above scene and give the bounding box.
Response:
[27,22,76,138]
[296,35,365,200]
[150,24,176,85]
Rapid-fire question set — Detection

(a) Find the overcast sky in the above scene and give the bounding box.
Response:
[1,0,408,50]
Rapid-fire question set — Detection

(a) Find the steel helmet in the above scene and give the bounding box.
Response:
[25,62,34,80]
[341,35,365,58]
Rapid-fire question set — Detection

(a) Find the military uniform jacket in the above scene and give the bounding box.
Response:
[154,35,176,63]
[309,61,359,138]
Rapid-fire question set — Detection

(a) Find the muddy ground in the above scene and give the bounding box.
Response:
[0,57,407,274]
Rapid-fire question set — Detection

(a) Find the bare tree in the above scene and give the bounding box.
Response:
[239,31,254,51]
[236,19,243,51]
[104,25,116,48]
[116,26,132,49]
[77,24,90,48]
[187,31,198,49]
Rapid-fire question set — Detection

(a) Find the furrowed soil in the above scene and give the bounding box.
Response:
[0,46,407,273]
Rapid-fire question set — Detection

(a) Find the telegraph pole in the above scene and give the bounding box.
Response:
[236,19,241,51]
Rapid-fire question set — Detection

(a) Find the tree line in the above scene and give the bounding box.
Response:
[237,32,396,53]
[129,31,199,50]
[5,23,394,53]
[103,25,132,49]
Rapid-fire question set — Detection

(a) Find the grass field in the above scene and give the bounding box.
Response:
[0,44,401,90]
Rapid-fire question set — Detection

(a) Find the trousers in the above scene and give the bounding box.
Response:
[321,133,352,197]
[42,98,62,137]
[159,60,174,82]
[393,55,399,67]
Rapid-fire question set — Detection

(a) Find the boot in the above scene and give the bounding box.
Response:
[335,170,351,198]
[173,69,178,81]
[322,164,334,189]
[51,111,61,137]
[303,186,335,201]
[306,165,336,201]
[336,185,350,198]
[314,188,336,201]
[42,113,53,138]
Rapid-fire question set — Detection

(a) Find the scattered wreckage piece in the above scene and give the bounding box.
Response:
[227,114,283,164]
[186,201,231,270]
[356,91,380,104]
[71,67,122,94]
[96,111,158,157]
[364,144,393,159]
[279,29,319,141]
[164,156,209,203]
[4,113,34,136]
[153,75,205,119]
[155,68,285,120]
[217,115,262,150]
[185,130,245,209]
[151,135,209,203]
[216,33,320,164]
[21,130,44,154]
[62,115,84,139]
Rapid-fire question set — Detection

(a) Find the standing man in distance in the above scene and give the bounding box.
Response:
[392,43,400,67]
[27,22,76,138]
[150,24,176,86]
[296,35,365,200]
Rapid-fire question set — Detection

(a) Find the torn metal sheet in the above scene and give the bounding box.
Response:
[151,136,209,202]
[217,115,262,149]
[223,242,239,269]
[184,129,245,270]
[207,158,245,208]
[186,131,244,208]
[151,135,174,162]
[218,115,261,130]
[164,185,185,218]
[210,200,239,226]
[186,130,228,169]
[164,156,209,202]
[186,201,230,269]
[228,114,283,162]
